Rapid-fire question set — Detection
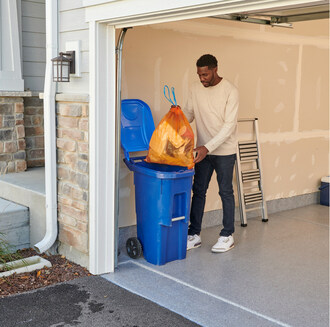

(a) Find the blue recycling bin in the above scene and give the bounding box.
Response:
[121,99,194,265]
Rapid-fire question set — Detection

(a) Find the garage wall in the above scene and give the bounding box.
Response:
[118,17,329,227]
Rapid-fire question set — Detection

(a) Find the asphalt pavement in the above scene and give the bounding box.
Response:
[0,275,200,327]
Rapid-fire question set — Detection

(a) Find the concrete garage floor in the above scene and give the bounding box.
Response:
[103,204,329,327]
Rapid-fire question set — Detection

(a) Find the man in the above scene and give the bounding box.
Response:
[183,54,239,253]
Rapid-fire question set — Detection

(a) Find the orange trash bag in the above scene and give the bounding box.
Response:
[145,86,194,169]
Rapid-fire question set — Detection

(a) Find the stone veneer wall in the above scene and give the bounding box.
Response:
[0,96,27,174]
[24,97,45,168]
[56,99,89,267]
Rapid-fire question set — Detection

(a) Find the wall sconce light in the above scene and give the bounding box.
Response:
[51,51,75,82]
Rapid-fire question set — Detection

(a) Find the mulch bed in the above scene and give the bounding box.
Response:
[0,248,92,298]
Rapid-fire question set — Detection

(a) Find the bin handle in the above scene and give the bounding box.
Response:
[319,184,329,190]
[172,216,185,222]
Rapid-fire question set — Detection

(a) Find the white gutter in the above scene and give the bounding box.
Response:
[34,0,58,253]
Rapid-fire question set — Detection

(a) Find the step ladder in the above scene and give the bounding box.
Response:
[235,118,268,227]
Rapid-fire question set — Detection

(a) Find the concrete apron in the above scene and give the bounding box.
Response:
[105,204,329,327]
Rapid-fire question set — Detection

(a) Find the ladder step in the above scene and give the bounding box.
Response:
[240,156,259,161]
[240,151,258,156]
[240,152,258,158]
[242,173,260,177]
[242,174,260,179]
[239,142,257,146]
[239,148,257,152]
[244,193,262,199]
[243,169,260,174]
[245,197,263,204]
[243,177,260,183]
[242,170,260,182]
[239,151,258,157]
[244,191,262,198]
[240,158,258,163]
[239,147,257,151]
[242,175,260,183]
[242,186,261,191]
[239,146,257,152]
[245,196,263,203]
[244,194,262,199]
[239,147,258,152]
[242,171,260,176]
[245,199,263,205]
[239,141,257,145]
[244,190,262,196]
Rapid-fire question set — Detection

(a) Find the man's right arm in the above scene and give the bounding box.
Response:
[182,88,194,123]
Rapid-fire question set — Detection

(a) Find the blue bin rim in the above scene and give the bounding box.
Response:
[124,157,194,179]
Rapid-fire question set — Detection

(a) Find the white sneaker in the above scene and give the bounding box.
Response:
[211,235,234,253]
[187,234,201,250]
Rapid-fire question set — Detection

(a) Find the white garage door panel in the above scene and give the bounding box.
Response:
[216,2,329,26]
[85,0,329,27]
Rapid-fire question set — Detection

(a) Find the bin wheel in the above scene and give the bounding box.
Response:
[126,237,142,259]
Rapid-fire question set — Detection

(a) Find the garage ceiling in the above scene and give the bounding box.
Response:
[213,2,329,27]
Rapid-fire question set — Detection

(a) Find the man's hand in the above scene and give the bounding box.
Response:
[193,146,209,163]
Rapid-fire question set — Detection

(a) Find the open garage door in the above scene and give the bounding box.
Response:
[213,2,329,27]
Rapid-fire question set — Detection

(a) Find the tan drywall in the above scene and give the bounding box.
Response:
[118,17,329,227]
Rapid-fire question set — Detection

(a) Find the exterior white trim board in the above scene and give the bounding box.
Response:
[89,23,116,274]
[0,0,24,91]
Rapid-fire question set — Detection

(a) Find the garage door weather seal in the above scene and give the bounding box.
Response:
[115,27,132,268]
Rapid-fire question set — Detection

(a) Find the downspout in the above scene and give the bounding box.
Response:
[115,28,131,266]
[34,0,58,253]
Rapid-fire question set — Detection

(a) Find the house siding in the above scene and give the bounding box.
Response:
[57,1,90,94]
[21,0,46,92]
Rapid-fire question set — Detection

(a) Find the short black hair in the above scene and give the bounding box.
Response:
[196,54,218,69]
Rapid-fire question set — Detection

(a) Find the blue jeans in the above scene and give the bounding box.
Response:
[188,154,236,237]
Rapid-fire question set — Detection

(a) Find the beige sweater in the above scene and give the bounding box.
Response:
[183,78,239,156]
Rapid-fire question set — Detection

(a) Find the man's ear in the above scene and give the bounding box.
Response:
[214,66,218,73]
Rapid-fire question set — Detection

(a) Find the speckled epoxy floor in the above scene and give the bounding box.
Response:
[103,204,329,327]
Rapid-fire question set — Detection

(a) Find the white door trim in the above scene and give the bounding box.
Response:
[89,22,116,275]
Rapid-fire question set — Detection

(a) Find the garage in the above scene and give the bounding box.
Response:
[83,0,328,264]
[48,1,329,326]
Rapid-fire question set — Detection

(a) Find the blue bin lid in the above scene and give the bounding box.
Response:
[121,99,155,160]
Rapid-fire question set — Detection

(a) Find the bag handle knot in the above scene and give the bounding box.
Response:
[163,85,177,106]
